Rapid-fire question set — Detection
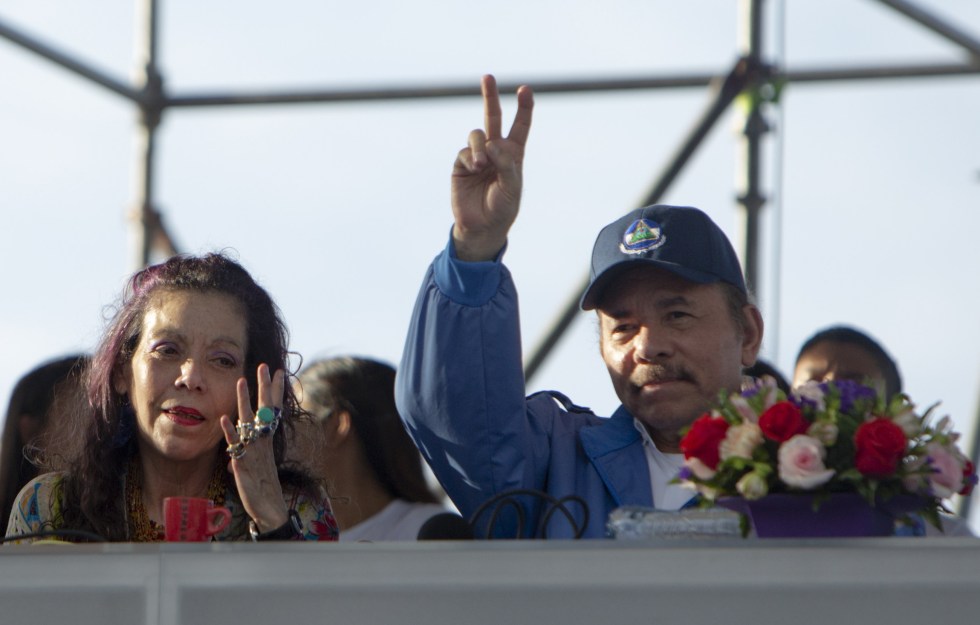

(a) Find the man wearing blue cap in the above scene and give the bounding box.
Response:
[396,75,764,539]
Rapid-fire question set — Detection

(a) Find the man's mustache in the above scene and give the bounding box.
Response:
[631,364,695,386]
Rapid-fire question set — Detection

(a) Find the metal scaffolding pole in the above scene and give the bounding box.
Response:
[0,19,140,102]
[0,0,978,351]
[133,0,159,269]
[875,0,980,60]
[522,56,765,380]
[735,0,770,295]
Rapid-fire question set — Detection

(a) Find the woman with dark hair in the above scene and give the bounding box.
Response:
[294,357,447,541]
[0,354,88,531]
[5,253,337,543]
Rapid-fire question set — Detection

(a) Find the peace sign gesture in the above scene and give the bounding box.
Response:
[451,74,534,262]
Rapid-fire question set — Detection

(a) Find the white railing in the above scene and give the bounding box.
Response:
[1,538,978,624]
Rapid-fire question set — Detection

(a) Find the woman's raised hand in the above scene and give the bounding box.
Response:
[220,363,289,533]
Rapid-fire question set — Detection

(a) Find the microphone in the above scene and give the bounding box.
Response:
[416,512,474,540]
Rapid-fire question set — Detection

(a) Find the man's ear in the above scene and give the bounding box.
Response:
[740,304,765,367]
[323,410,353,450]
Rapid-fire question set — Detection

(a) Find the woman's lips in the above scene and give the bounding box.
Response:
[165,406,204,426]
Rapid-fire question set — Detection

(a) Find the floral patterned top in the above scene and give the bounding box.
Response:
[4,470,338,544]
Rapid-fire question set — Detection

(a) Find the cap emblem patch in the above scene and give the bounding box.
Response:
[620,218,666,255]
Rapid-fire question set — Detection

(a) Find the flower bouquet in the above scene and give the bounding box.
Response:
[677,377,977,537]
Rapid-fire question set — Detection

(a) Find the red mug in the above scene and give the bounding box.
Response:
[163,497,232,542]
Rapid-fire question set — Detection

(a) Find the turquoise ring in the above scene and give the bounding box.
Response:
[256,406,276,424]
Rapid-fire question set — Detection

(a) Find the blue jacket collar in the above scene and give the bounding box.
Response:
[579,405,653,508]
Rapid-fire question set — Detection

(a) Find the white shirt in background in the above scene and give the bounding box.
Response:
[340,499,449,542]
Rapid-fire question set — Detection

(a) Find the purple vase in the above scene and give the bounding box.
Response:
[716,493,925,538]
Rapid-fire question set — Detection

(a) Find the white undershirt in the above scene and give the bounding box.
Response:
[633,419,696,510]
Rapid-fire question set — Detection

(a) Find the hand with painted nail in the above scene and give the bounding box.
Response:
[451,74,534,262]
[221,363,289,533]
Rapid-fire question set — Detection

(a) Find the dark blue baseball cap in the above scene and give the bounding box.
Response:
[580,205,747,310]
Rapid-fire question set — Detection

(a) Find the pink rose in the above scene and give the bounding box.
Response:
[926,441,967,499]
[777,434,835,489]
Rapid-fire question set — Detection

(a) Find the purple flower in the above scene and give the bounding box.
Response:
[741,380,763,399]
[824,379,877,413]
[676,466,694,481]
[791,381,825,410]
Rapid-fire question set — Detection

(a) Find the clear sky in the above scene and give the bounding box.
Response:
[2,1,978,531]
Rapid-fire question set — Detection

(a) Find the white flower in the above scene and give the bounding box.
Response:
[806,421,838,446]
[902,456,931,496]
[777,434,836,489]
[730,395,759,423]
[792,381,826,412]
[736,472,769,500]
[890,407,922,438]
[761,377,780,410]
[720,422,763,460]
[695,483,721,501]
[685,456,716,480]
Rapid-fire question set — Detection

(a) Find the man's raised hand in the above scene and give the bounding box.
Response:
[451,74,534,262]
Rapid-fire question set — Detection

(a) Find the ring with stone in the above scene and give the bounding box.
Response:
[256,406,276,424]
[255,420,274,437]
[227,441,247,460]
[254,406,283,437]
[237,420,256,444]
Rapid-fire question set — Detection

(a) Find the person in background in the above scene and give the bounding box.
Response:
[294,357,447,541]
[792,325,901,399]
[5,253,337,543]
[395,75,764,538]
[0,354,89,530]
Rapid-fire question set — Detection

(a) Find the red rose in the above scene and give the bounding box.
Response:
[960,461,977,496]
[853,418,907,477]
[758,401,809,443]
[680,414,730,470]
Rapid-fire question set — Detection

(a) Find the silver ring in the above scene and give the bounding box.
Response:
[237,420,256,444]
[253,406,283,438]
[255,421,274,438]
[227,441,247,460]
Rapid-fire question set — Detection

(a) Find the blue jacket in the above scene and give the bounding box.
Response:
[396,239,656,539]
